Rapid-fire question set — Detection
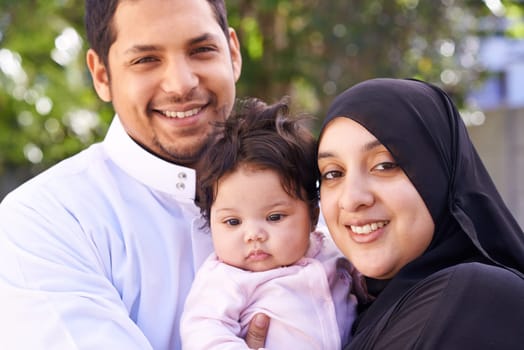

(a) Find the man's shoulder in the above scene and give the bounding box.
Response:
[1,142,106,206]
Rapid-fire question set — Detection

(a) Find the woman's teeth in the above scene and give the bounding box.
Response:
[351,221,389,235]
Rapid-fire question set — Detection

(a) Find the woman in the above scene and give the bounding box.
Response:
[317,78,524,349]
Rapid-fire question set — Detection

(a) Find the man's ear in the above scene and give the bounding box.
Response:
[227,28,242,83]
[86,48,112,102]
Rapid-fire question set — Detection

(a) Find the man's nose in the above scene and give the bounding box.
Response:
[160,58,198,97]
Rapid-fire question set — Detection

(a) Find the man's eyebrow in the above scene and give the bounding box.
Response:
[189,33,221,46]
[124,45,160,55]
[123,33,221,55]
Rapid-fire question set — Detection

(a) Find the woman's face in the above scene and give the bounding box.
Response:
[318,117,435,279]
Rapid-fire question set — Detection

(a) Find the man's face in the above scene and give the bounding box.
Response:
[87,0,242,167]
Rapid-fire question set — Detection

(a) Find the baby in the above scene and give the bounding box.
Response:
[180,98,357,349]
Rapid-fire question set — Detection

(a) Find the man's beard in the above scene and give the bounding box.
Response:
[153,132,214,168]
[152,103,230,168]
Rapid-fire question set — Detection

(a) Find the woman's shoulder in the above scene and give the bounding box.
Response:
[355,263,524,349]
[406,262,524,309]
[413,263,524,348]
[436,262,524,293]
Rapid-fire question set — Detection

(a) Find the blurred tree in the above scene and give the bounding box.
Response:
[229,0,502,115]
[0,0,522,196]
[0,0,113,190]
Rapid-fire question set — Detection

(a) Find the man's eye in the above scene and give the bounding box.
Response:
[192,46,216,55]
[133,56,157,64]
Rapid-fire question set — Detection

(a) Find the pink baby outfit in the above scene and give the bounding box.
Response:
[180,231,357,349]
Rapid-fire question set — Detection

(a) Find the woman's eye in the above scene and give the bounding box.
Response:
[322,170,343,180]
[225,218,241,226]
[267,214,283,222]
[373,162,399,171]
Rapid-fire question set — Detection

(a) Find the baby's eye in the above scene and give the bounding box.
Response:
[225,218,241,226]
[373,162,399,171]
[267,214,284,222]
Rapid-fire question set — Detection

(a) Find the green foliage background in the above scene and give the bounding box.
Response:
[1,0,523,196]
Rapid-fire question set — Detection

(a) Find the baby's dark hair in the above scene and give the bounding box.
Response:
[196,97,319,228]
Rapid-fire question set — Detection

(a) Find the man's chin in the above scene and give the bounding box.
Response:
[161,144,210,168]
[153,130,215,167]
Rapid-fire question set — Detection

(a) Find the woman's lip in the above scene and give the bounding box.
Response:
[350,220,389,234]
[345,224,386,244]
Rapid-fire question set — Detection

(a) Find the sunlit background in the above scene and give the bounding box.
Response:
[1,0,524,226]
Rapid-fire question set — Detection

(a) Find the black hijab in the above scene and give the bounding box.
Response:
[320,78,524,333]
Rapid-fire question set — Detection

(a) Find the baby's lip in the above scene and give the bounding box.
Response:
[246,249,270,261]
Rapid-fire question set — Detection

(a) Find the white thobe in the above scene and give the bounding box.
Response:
[0,116,214,349]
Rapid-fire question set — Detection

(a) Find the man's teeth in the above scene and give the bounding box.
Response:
[163,107,201,119]
[351,221,388,235]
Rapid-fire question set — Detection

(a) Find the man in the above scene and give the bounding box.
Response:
[0,0,268,348]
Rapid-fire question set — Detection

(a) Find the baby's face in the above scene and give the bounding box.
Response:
[210,166,312,272]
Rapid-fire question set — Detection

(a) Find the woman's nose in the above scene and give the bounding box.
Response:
[338,174,375,212]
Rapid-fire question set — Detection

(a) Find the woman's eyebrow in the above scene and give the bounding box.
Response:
[317,151,335,160]
[318,139,383,160]
[363,139,383,152]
